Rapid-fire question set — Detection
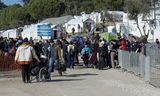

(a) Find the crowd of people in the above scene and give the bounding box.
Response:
[0,33,158,83]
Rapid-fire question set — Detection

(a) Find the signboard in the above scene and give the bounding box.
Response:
[37,24,52,36]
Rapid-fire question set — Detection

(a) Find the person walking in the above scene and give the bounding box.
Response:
[73,41,79,65]
[47,40,55,79]
[15,38,40,83]
[72,28,75,35]
[54,40,63,75]
[62,39,68,68]
[67,41,75,68]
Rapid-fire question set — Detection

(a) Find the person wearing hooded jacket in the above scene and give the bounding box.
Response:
[15,38,40,83]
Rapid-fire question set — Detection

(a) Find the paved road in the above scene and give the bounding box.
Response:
[0,68,160,96]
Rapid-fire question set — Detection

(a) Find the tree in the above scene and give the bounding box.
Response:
[0,4,29,29]
[0,0,128,30]
[27,0,65,20]
[126,0,151,37]
[0,0,7,9]
[64,0,95,15]
[106,0,125,11]
[21,0,30,5]
[92,0,108,11]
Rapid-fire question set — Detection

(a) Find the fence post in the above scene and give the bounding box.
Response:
[118,50,123,68]
[145,56,150,82]
[140,54,145,78]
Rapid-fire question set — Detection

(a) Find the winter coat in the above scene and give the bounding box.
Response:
[15,42,39,65]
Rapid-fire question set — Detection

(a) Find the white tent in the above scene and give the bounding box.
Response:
[22,23,52,40]
[0,29,18,38]
[41,15,73,25]
[21,24,39,40]
[21,23,62,40]
[90,12,101,24]
[64,19,83,33]
[74,16,83,21]
[80,12,101,24]
[81,13,90,22]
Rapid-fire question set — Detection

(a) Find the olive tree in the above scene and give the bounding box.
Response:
[126,0,151,37]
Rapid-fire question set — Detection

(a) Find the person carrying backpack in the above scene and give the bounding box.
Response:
[67,42,74,68]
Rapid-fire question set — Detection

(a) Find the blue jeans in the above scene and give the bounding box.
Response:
[67,55,74,68]
[48,58,55,77]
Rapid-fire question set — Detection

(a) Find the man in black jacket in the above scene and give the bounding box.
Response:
[98,41,109,70]
[62,39,68,68]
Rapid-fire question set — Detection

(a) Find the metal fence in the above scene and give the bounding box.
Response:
[118,49,155,86]
[146,46,160,87]
[0,50,20,71]
[118,50,149,77]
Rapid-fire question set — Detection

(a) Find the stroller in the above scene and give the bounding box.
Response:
[30,55,50,82]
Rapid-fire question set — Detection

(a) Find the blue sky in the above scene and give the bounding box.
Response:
[1,0,23,5]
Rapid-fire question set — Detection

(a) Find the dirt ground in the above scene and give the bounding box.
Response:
[0,68,160,96]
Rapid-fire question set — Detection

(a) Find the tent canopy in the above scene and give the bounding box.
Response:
[101,32,118,41]
[41,15,73,25]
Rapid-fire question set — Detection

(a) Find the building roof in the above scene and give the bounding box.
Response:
[41,15,73,25]
[83,18,95,23]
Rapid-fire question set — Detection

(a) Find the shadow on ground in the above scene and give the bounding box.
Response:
[48,79,84,82]
[63,73,98,77]
[30,78,84,83]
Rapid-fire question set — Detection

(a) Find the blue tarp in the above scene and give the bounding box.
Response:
[70,35,85,47]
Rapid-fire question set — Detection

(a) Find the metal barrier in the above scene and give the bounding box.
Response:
[0,50,20,71]
[118,50,147,77]
[146,47,160,87]
[118,47,160,87]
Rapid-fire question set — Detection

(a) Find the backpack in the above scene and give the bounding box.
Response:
[69,47,74,56]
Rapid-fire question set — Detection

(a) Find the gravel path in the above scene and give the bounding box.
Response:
[0,68,160,96]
